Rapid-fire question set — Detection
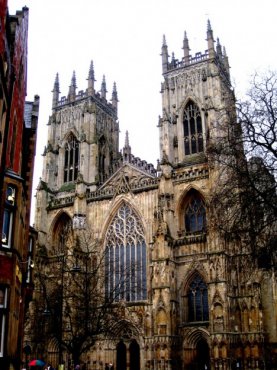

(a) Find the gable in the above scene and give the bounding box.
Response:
[98,163,158,196]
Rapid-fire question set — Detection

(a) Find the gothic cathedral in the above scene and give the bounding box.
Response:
[27,22,277,370]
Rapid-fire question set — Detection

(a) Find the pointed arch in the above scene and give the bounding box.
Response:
[105,201,147,302]
[101,196,147,237]
[63,132,79,183]
[183,271,209,323]
[183,99,204,155]
[129,340,140,370]
[99,134,106,183]
[46,337,59,368]
[116,340,127,370]
[178,188,207,233]
[51,212,73,253]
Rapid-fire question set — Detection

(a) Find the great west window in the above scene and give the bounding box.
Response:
[105,203,147,302]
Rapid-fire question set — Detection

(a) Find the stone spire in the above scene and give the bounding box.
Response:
[101,75,107,99]
[161,35,169,74]
[87,60,95,96]
[68,71,77,102]
[183,31,190,65]
[206,19,215,58]
[52,73,60,109]
[111,82,118,109]
[122,130,132,162]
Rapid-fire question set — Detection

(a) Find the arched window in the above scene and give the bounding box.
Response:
[105,202,147,302]
[64,134,79,183]
[52,213,73,253]
[185,191,206,233]
[183,101,203,155]
[98,135,106,183]
[187,274,209,322]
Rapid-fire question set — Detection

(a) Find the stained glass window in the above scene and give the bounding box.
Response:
[183,101,203,155]
[105,203,147,302]
[188,274,209,322]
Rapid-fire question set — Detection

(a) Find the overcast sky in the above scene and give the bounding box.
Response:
[8,0,277,223]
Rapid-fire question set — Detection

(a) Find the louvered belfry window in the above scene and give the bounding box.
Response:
[64,134,79,183]
[105,202,147,302]
[183,101,203,155]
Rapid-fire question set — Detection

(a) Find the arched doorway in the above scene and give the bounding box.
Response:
[129,340,140,370]
[116,341,127,370]
[193,339,210,370]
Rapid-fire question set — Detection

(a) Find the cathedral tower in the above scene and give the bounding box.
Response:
[159,20,231,167]
[43,62,119,191]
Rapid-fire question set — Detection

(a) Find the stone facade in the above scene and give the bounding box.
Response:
[27,22,276,370]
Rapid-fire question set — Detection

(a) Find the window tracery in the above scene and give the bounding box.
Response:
[184,192,206,233]
[187,274,209,322]
[183,101,203,155]
[52,213,73,254]
[64,134,79,183]
[105,202,147,302]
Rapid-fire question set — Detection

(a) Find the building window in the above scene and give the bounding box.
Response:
[0,286,8,357]
[188,274,209,322]
[183,101,203,155]
[52,213,73,254]
[2,186,16,248]
[185,192,206,233]
[64,134,79,183]
[105,202,147,302]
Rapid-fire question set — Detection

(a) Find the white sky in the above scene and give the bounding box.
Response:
[8,0,277,223]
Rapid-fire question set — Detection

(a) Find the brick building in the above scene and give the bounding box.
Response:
[0,2,39,369]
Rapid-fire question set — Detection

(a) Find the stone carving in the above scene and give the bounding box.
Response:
[72,214,86,229]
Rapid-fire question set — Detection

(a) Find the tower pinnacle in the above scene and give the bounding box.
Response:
[111,82,118,109]
[183,31,190,65]
[206,19,215,58]
[87,60,96,96]
[161,34,169,74]
[52,73,60,109]
[68,71,77,102]
[101,75,107,99]
[216,38,223,59]
[122,130,132,162]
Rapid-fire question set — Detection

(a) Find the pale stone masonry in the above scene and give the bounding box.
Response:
[26,21,277,370]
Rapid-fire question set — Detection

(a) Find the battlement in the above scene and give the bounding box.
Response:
[52,61,118,113]
[57,89,117,115]
[167,50,209,71]
[161,21,230,79]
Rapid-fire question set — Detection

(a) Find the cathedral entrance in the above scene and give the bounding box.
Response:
[116,340,140,370]
[186,338,210,370]
[129,340,140,370]
[116,341,127,370]
[192,339,210,370]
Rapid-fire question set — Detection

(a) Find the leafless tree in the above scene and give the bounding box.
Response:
[28,226,139,367]
[208,70,277,268]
